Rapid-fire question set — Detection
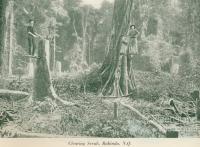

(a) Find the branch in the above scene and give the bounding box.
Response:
[0,129,64,138]
[0,89,29,100]
[120,102,167,135]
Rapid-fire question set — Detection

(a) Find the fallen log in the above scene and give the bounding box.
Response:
[120,102,178,138]
[0,129,66,138]
[100,93,133,99]
[0,89,29,100]
[0,128,89,138]
[120,102,166,134]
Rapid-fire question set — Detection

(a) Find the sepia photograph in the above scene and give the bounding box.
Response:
[0,0,200,142]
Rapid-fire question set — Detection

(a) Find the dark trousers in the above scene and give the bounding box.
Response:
[28,37,36,55]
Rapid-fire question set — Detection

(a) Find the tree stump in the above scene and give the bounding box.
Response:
[194,91,200,121]
[32,40,51,101]
[31,39,77,106]
[166,130,179,138]
[55,61,62,76]
[27,59,34,77]
[45,39,50,68]
[191,90,200,121]
[114,102,118,119]
[170,56,179,76]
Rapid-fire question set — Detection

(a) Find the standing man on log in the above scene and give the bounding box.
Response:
[27,19,39,57]
[127,25,139,54]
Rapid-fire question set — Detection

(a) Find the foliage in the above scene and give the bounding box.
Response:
[12,0,114,72]
[52,77,82,96]
[60,109,82,134]
[82,119,134,138]
[33,98,57,113]
[7,79,31,92]
[139,35,175,72]
[135,71,196,101]
[178,50,194,77]
[6,76,82,95]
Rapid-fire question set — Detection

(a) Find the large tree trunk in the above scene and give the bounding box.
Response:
[81,7,90,65]
[8,0,14,76]
[32,40,52,101]
[0,0,8,73]
[52,32,56,71]
[88,18,98,65]
[49,27,56,72]
[99,0,136,96]
[32,39,76,106]
[0,0,14,77]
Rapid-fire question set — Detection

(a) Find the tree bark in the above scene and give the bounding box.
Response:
[32,40,56,101]
[53,31,56,71]
[8,0,14,76]
[0,0,14,77]
[99,0,136,96]
[0,0,8,73]
[49,27,56,72]
[81,7,90,65]
[32,39,77,106]
[88,17,98,65]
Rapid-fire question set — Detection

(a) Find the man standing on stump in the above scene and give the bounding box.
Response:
[127,25,139,54]
[27,19,39,57]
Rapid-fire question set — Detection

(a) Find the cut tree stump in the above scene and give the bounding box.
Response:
[192,90,200,121]
[24,55,38,77]
[114,102,118,119]
[27,61,34,77]
[55,61,62,76]
[0,89,29,100]
[166,130,179,138]
[31,39,79,107]
[120,102,179,138]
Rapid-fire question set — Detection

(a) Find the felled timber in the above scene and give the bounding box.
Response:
[0,128,89,138]
[0,129,65,138]
[0,89,29,100]
[120,102,178,138]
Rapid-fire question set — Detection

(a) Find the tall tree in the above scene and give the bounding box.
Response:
[99,0,136,96]
[4,0,14,76]
[0,0,8,73]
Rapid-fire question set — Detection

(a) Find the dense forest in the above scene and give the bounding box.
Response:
[0,0,200,138]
